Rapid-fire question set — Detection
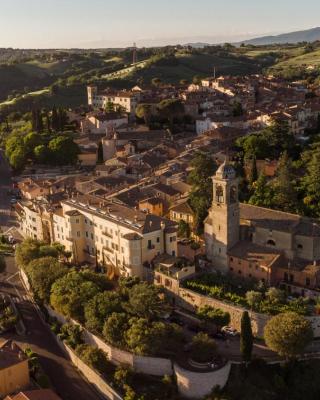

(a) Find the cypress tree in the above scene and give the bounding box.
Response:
[37,110,43,133]
[248,156,258,188]
[51,106,59,131]
[240,311,253,364]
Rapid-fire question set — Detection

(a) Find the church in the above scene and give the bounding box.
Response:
[204,160,320,297]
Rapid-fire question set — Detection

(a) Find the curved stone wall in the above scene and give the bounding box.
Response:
[174,362,231,399]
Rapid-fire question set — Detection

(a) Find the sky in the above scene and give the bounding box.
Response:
[1,0,320,48]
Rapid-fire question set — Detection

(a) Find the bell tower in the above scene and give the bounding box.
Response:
[205,160,240,272]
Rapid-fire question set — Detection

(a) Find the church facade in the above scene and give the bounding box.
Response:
[205,161,320,296]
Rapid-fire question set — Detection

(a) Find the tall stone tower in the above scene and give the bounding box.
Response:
[205,160,240,272]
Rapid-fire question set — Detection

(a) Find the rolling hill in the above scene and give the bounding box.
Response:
[240,27,320,46]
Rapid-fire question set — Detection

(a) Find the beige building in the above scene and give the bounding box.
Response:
[87,86,140,116]
[0,341,30,398]
[18,194,178,280]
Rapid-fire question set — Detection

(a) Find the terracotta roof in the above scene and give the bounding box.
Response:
[228,241,282,266]
[5,389,62,400]
[0,340,27,370]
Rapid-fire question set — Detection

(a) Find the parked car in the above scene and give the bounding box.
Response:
[221,326,238,337]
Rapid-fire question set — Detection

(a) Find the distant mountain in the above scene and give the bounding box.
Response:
[238,27,320,46]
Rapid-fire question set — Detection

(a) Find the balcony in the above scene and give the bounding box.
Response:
[102,231,113,238]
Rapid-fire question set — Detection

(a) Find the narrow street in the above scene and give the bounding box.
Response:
[0,151,102,400]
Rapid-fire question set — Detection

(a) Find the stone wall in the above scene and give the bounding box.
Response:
[176,287,320,338]
[46,306,173,376]
[56,338,123,400]
[174,362,231,399]
[177,287,269,337]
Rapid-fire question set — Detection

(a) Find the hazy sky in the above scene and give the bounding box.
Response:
[1,0,320,48]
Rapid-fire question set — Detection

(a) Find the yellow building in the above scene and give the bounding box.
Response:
[0,340,30,398]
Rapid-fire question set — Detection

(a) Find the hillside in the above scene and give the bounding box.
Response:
[240,27,320,46]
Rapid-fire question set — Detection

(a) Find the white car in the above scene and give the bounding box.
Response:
[221,326,238,337]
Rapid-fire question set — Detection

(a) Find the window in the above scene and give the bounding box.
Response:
[172,250,176,256]
[91,233,94,240]
[230,186,237,203]
[77,232,81,238]
[85,232,88,238]
[238,270,242,274]
[297,244,303,250]
[230,257,234,262]
[306,277,311,286]
[157,237,160,243]
[76,219,79,224]
[216,185,224,203]
[267,239,276,247]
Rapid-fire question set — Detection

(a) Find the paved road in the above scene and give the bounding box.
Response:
[1,257,102,400]
[0,151,101,400]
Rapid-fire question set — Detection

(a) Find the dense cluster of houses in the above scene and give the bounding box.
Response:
[15,73,320,295]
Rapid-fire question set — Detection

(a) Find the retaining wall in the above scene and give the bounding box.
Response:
[174,362,231,399]
[56,337,123,400]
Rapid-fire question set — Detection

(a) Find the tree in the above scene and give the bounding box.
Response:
[105,102,115,113]
[25,257,68,303]
[84,291,123,333]
[232,101,243,117]
[59,324,83,348]
[188,152,217,235]
[272,152,299,213]
[48,136,79,165]
[151,77,162,87]
[177,219,191,238]
[51,106,59,131]
[301,149,320,216]
[15,239,42,268]
[125,318,166,356]
[240,311,253,363]
[135,104,152,125]
[34,145,49,164]
[76,344,113,375]
[9,147,27,171]
[265,287,285,304]
[126,283,168,320]
[248,156,258,188]
[249,172,275,208]
[103,312,128,348]
[236,134,269,160]
[50,271,101,322]
[246,291,263,310]
[0,256,6,274]
[190,332,216,363]
[264,312,313,359]
[197,305,230,328]
[157,98,184,128]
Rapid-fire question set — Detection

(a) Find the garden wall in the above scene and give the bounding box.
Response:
[55,336,123,400]
[174,362,231,399]
[176,287,320,338]
[46,306,173,376]
[176,287,269,337]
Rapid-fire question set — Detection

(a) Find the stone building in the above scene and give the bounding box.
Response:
[205,160,320,293]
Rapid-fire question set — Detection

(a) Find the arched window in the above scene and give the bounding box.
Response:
[230,186,237,203]
[216,185,224,203]
[267,239,276,247]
